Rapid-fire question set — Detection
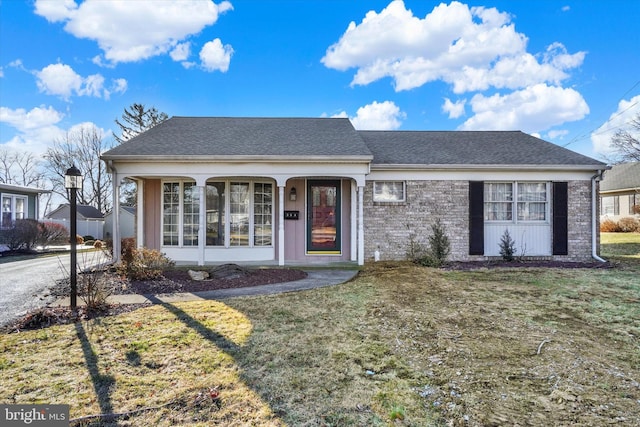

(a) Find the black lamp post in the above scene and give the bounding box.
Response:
[65,165,83,310]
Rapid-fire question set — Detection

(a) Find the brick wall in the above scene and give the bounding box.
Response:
[363,180,471,262]
[362,179,596,263]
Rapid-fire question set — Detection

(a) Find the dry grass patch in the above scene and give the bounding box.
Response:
[1,259,639,426]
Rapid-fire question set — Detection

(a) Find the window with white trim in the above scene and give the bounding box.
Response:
[1,195,28,228]
[163,180,273,248]
[485,182,548,222]
[373,181,405,202]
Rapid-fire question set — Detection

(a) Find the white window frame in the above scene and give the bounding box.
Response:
[484,182,549,224]
[373,181,406,203]
[162,179,274,249]
[1,194,28,228]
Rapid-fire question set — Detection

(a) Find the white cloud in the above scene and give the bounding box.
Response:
[547,129,569,139]
[322,1,588,131]
[330,101,406,130]
[34,63,127,100]
[322,1,584,93]
[442,98,466,119]
[200,38,233,72]
[0,105,66,155]
[170,42,191,62]
[36,63,82,99]
[591,95,640,155]
[34,0,233,65]
[460,84,589,133]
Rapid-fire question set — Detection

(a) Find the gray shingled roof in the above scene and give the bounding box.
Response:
[601,162,640,191]
[102,117,372,159]
[102,117,605,168]
[359,131,606,167]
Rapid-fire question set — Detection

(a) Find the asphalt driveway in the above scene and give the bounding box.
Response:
[0,251,110,326]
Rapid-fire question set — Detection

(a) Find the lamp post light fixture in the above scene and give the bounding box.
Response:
[64,165,83,310]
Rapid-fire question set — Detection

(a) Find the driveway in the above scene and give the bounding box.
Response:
[0,251,110,326]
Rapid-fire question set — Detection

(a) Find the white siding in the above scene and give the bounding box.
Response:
[484,223,551,257]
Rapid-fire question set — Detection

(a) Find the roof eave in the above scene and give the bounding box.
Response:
[370,163,609,171]
[101,154,374,163]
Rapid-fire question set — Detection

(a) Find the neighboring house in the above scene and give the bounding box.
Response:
[45,204,105,239]
[101,117,608,266]
[104,206,136,240]
[599,162,640,220]
[0,183,50,228]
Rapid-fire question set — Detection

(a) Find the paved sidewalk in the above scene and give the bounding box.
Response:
[52,269,359,306]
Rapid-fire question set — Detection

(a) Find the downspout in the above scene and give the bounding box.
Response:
[592,170,607,263]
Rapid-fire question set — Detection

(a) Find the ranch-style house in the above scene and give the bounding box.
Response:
[101,117,608,266]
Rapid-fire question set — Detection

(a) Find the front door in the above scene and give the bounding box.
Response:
[307,180,341,254]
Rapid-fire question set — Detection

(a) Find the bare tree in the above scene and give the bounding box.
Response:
[114,103,169,206]
[114,103,168,144]
[610,113,640,162]
[43,124,114,213]
[0,148,46,187]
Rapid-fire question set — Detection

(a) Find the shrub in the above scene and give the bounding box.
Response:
[499,228,516,261]
[406,219,451,268]
[618,217,640,232]
[78,269,112,310]
[118,244,174,281]
[37,221,69,249]
[0,219,40,251]
[600,218,621,232]
[427,218,451,267]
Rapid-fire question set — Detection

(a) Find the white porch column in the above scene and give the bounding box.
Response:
[278,185,285,266]
[198,185,206,266]
[112,179,121,263]
[136,179,144,248]
[350,182,357,261]
[358,185,365,265]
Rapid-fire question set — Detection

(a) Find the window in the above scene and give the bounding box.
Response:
[601,196,619,216]
[485,182,548,222]
[373,181,405,202]
[206,182,225,246]
[163,182,180,245]
[253,183,273,246]
[230,182,250,246]
[2,195,28,228]
[484,183,513,221]
[182,182,200,246]
[517,182,547,221]
[166,180,273,248]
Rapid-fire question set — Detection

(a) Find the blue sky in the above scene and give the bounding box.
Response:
[1,0,639,162]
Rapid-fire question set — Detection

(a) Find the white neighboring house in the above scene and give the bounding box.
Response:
[45,204,105,240]
[600,162,640,221]
[104,206,136,240]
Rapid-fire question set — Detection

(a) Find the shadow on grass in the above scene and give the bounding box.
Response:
[74,322,116,420]
[145,295,240,353]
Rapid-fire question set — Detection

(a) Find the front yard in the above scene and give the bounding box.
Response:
[0,234,638,426]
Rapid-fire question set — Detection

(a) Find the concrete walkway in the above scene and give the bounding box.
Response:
[52,269,359,306]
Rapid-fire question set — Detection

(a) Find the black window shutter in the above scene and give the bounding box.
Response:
[553,182,568,255]
[469,181,484,255]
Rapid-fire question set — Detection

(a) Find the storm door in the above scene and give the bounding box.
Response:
[307,180,341,253]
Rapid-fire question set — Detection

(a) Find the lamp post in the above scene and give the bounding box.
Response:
[65,165,83,310]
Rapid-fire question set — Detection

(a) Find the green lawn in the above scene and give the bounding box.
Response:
[601,231,640,259]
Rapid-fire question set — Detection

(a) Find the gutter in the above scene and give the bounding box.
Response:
[592,169,608,263]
